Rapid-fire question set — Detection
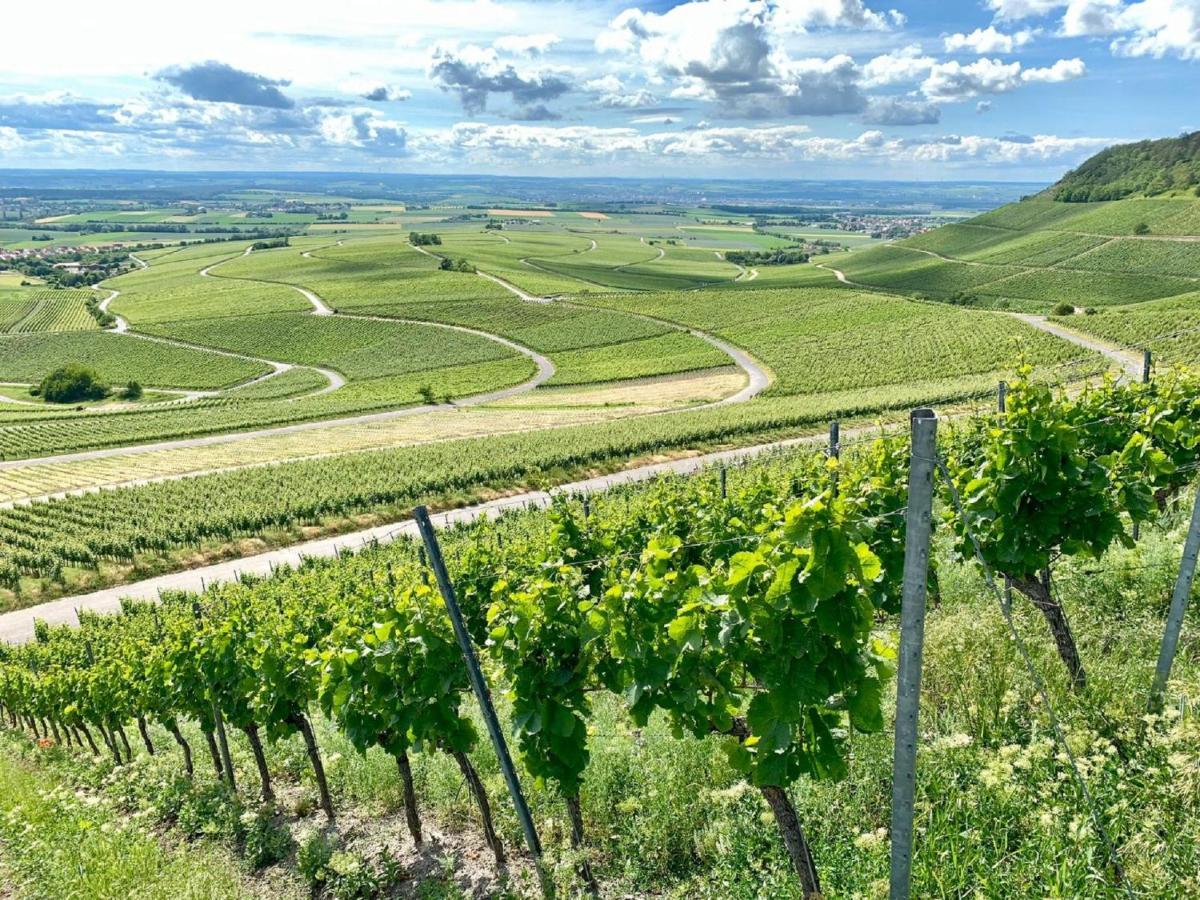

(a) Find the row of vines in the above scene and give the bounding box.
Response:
[2,367,1200,896]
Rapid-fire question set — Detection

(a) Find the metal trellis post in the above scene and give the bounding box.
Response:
[889,409,937,900]
[1151,486,1200,705]
[412,506,550,896]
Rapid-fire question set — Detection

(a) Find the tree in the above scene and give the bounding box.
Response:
[121,381,143,401]
[39,365,108,404]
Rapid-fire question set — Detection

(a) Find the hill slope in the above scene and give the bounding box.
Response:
[1049,131,1200,202]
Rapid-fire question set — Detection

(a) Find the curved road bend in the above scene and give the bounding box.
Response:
[0,422,893,643]
[815,261,1142,379]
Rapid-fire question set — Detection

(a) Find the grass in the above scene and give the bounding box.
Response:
[0,736,288,899]
[0,331,271,390]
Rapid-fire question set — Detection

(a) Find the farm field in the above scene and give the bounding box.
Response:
[0,370,746,504]
[583,287,1096,395]
[833,197,1200,310]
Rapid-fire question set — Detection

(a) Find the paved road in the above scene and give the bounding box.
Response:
[815,262,1142,378]
[0,425,877,643]
[1012,314,1143,378]
[0,253,557,471]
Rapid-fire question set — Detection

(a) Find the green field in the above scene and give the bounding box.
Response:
[584,287,1094,395]
[834,197,1200,311]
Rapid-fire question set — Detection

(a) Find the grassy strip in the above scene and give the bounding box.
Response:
[0,735,287,899]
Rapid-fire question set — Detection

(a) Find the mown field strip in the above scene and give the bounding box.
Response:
[0,371,746,503]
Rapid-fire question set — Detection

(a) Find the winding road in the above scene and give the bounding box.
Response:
[815,260,1143,378]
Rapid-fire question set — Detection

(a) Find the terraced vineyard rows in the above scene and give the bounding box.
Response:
[836,197,1200,310]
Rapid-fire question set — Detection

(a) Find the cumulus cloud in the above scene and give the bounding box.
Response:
[362,85,412,102]
[987,0,1200,60]
[861,45,937,86]
[922,56,1085,101]
[944,26,1038,53]
[155,60,294,109]
[770,0,904,32]
[861,95,941,125]
[412,120,1110,169]
[597,0,904,117]
[428,44,571,115]
[986,0,1068,19]
[596,89,660,108]
[977,100,994,113]
[1109,0,1200,60]
[1061,0,1124,35]
[1022,57,1087,81]
[0,89,407,164]
[493,33,561,55]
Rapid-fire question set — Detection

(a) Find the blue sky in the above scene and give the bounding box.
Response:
[0,0,1197,181]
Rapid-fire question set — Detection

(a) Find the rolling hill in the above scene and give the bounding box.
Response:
[824,135,1200,315]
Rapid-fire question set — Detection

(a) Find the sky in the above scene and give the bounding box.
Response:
[0,0,1197,181]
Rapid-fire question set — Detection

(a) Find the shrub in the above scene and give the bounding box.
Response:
[418,384,436,404]
[38,364,109,404]
[1134,222,1151,235]
[241,808,294,869]
[297,829,335,887]
[1084,307,1098,315]
[1051,302,1076,317]
[121,381,143,401]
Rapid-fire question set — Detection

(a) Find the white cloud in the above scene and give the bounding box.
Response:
[595,0,899,116]
[1061,0,1124,35]
[1110,0,1200,60]
[770,0,903,32]
[861,45,937,86]
[985,0,1068,19]
[944,26,1038,53]
[987,0,1200,60]
[584,75,624,93]
[410,120,1110,169]
[1022,57,1087,80]
[922,56,1085,100]
[596,89,660,108]
[493,33,561,55]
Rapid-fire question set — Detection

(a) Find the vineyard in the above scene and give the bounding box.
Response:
[3,369,1200,897]
[833,197,1200,311]
[0,372,1006,604]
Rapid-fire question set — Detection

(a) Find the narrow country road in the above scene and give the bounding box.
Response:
[0,423,887,643]
[1012,314,1143,378]
[452,242,774,405]
[1,249,558,471]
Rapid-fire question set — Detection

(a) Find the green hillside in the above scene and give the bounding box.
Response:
[1049,130,1200,202]
[830,195,1200,312]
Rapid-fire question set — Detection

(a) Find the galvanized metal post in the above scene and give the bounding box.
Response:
[413,506,549,895]
[1151,487,1200,705]
[889,409,937,900]
[719,465,727,499]
[829,420,841,498]
[1143,349,1153,384]
[999,383,1013,611]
